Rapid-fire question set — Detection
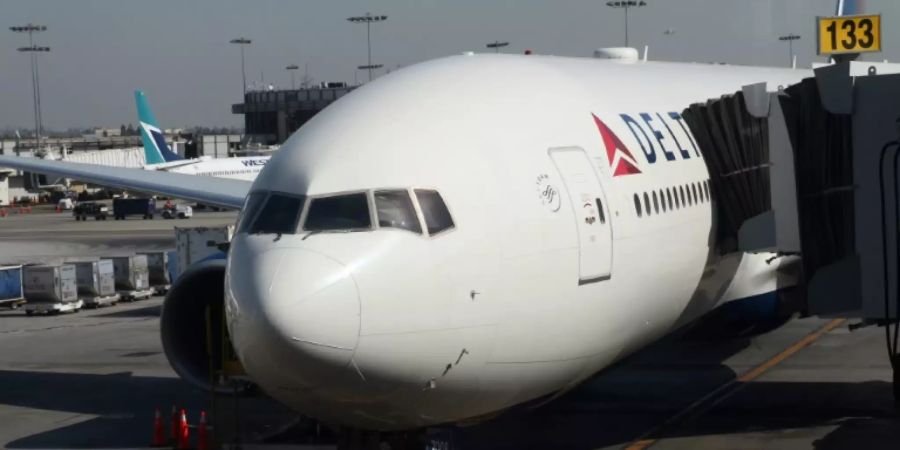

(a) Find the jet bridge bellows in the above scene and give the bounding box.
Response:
[682,92,771,250]
[778,79,855,280]
[709,62,900,401]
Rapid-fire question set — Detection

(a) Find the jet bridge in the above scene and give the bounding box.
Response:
[684,61,900,400]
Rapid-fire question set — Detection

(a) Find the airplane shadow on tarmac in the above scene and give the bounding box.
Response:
[452,378,898,450]
[3,326,898,449]
[449,331,900,450]
[0,303,161,319]
[0,368,298,449]
[0,370,206,449]
[93,303,162,318]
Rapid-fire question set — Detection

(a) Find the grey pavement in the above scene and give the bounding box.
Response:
[0,207,238,264]
[450,318,899,450]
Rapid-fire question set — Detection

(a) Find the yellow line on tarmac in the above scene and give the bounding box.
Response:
[621,318,846,450]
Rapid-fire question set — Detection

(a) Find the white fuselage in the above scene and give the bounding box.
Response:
[224,54,809,430]
[159,156,269,181]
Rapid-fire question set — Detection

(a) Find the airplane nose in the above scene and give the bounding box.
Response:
[228,244,360,390]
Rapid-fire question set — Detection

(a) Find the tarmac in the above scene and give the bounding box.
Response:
[0,206,899,449]
[0,204,238,265]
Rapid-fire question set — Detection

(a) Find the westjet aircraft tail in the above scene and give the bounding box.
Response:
[136,90,182,165]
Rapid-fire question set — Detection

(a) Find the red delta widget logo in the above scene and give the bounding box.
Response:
[591,112,701,177]
[592,114,641,176]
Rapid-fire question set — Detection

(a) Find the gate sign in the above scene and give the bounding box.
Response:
[817,14,881,55]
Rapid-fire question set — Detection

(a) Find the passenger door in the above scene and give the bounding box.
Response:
[549,147,613,283]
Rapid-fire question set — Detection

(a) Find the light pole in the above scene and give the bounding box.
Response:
[486,41,509,53]
[229,37,252,96]
[11,24,49,151]
[303,62,311,89]
[778,34,801,67]
[347,13,388,82]
[605,1,647,48]
[286,64,299,90]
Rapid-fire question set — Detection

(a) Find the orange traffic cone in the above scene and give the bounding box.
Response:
[151,407,166,447]
[177,408,190,449]
[197,411,209,450]
[170,405,179,444]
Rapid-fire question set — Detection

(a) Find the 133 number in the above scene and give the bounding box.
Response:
[826,18,875,51]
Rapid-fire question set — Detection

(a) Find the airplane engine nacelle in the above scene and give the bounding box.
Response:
[160,258,233,392]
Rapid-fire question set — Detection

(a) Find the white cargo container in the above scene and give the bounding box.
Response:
[72,260,119,307]
[23,264,82,315]
[139,251,171,294]
[108,255,153,301]
[174,225,234,280]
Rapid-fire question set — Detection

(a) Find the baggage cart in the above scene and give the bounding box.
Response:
[139,251,171,295]
[108,255,154,301]
[0,265,25,309]
[23,264,82,315]
[72,260,120,308]
[174,225,234,280]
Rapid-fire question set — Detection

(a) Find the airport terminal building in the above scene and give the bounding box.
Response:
[232,83,356,145]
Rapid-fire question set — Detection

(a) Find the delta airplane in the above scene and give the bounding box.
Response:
[17,25,881,447]
[0,52,809,438]
[136,90,270,180]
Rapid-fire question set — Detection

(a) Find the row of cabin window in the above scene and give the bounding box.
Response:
[239,188,455,237]
[202,169,257,177]
[633,180,711,218]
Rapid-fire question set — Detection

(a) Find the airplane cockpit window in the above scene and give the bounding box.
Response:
[248,193,305,234]
[415,189,454,235]
[237,191,267,233]
[304,193,372,232]
[375,190,422,234]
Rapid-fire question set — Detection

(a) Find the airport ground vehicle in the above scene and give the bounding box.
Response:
[73,202,109,221]
[112,197,156,220]
[57,198,74,210]
[161,203,192,219]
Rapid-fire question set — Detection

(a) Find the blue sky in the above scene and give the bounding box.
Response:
[2,0,897,129]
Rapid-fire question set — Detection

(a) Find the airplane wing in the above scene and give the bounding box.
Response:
[0,156,249,209]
